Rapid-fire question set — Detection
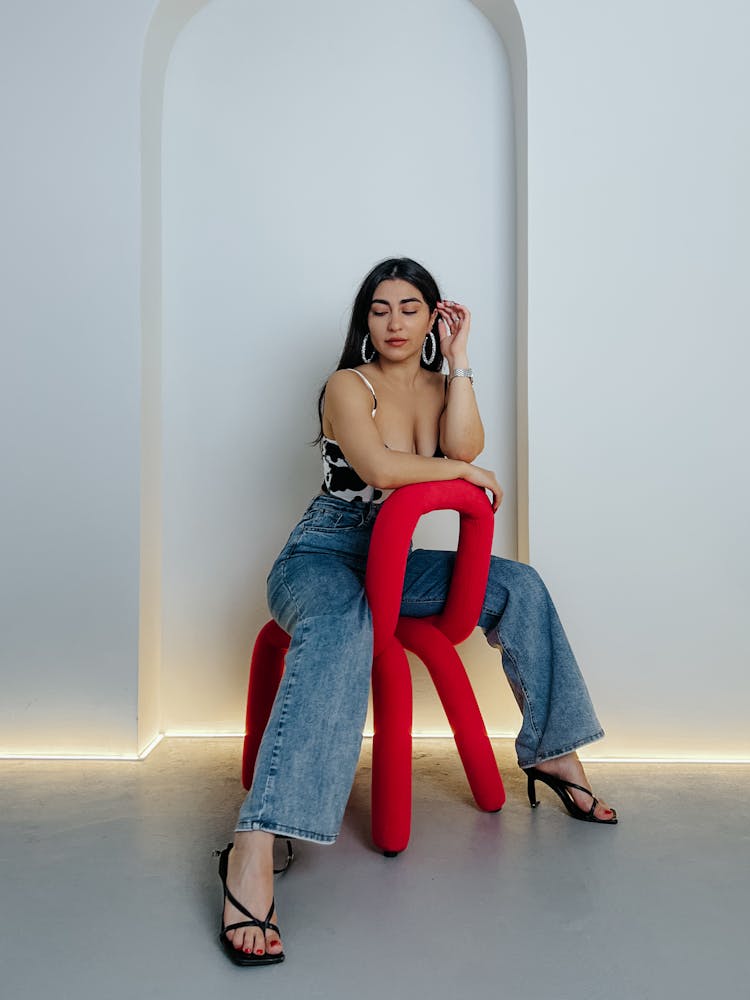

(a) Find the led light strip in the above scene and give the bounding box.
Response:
[0,733,165,762]
[582,754,750,764]
[2,732,748,765]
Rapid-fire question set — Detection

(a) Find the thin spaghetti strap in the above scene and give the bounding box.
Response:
[343,368,377,416]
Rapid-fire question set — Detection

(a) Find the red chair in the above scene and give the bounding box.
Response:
[242,481,505,855]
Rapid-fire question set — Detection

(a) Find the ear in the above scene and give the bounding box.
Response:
[429,307,439,329]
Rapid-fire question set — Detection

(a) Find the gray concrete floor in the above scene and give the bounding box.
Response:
[1,738,748,1000]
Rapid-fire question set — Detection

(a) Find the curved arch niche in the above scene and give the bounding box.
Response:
[138,0,529,751]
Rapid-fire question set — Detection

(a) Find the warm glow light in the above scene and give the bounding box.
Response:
[1,733,748,765]
[165,730,245,738]
[0,752,142,761]
[365,729,518,739]
[582,754,750,764]
[0,733,164,762]
[138,732,165,758]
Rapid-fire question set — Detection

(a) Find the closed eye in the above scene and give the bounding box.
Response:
[371,311,419,316]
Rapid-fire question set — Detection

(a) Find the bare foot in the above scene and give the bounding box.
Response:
[222,831,283,957]
[533,752,616,821]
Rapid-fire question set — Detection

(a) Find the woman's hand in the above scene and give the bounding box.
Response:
[461,463,504,512]
[436,299,471,368]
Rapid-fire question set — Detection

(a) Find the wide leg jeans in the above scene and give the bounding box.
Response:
[236,495,604,844]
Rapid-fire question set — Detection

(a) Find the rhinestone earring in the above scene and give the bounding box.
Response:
[361,334,376,364]
[421,329,437,366]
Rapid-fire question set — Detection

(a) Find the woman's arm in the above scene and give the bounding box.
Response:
[439,374,484,462]
[324,370,503,510]
[436,301,484,461]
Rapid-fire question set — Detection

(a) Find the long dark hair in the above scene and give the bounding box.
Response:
[315,257,444,442]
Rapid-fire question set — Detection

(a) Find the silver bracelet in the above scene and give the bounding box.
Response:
[449,368,474,387]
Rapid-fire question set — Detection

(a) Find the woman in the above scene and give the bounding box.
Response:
[217,257,616,966]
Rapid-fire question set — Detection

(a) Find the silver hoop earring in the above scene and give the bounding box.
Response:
[361,334,376,364]
[421,329,437,366]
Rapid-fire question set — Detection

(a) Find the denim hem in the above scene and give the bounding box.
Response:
[235,820,337,845]
[517,728,606,769]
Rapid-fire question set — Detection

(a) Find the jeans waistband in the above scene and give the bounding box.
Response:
[311,492,382,523]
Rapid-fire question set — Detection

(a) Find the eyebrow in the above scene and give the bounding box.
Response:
[371,297,423,306]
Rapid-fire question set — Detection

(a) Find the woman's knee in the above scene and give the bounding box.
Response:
[296,597,373,660]
[487,556,547,602]
[269,556,369,634]
[481,558,550,636]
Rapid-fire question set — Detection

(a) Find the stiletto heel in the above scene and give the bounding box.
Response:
[526,772,539,808]
[216,842,290,966]
[522,767,617,825]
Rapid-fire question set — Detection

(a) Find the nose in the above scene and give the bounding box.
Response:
[388,313,402,332]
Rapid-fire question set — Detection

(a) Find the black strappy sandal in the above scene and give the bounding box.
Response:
[216,839,294,966]
[523,767,618,824]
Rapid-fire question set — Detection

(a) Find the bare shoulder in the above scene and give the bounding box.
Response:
[323,368,376,411]
[326,367,370,395]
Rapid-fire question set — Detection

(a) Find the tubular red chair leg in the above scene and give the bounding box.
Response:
[398,618,505,812]
[242,620,290,790]
[244,481,503,856]
[371,639,413,856]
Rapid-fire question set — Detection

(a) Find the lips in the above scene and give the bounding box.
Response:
[385,338,407,346]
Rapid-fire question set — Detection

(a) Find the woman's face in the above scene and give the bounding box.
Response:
[367,279,438,360]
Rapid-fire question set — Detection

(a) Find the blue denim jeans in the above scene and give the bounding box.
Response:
[236,494,604,843]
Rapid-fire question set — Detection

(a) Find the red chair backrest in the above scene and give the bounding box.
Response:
[365,480,494,654]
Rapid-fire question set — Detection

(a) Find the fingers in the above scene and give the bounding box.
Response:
[437,315,452,343]
[484,488,499,512]
[436,300,470,338]
[465,466,503,512]
[485,482,500,512]
[484,473,504,512]
[493,476,504,510]
[436,309,455,341]
[436,303,459,333]
[489,489,503,512]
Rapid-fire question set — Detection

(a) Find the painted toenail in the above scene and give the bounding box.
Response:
[255,949,264,955]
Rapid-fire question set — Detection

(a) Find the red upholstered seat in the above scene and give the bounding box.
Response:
[242,481,505,855]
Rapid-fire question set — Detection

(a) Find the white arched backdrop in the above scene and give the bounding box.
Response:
[2,0,748,759]
[158,0,520,738]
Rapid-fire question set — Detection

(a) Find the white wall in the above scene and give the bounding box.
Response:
[160,0,518,734]
[510,0,750,757]
[2,0,748,759]
[0,0,155,755]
